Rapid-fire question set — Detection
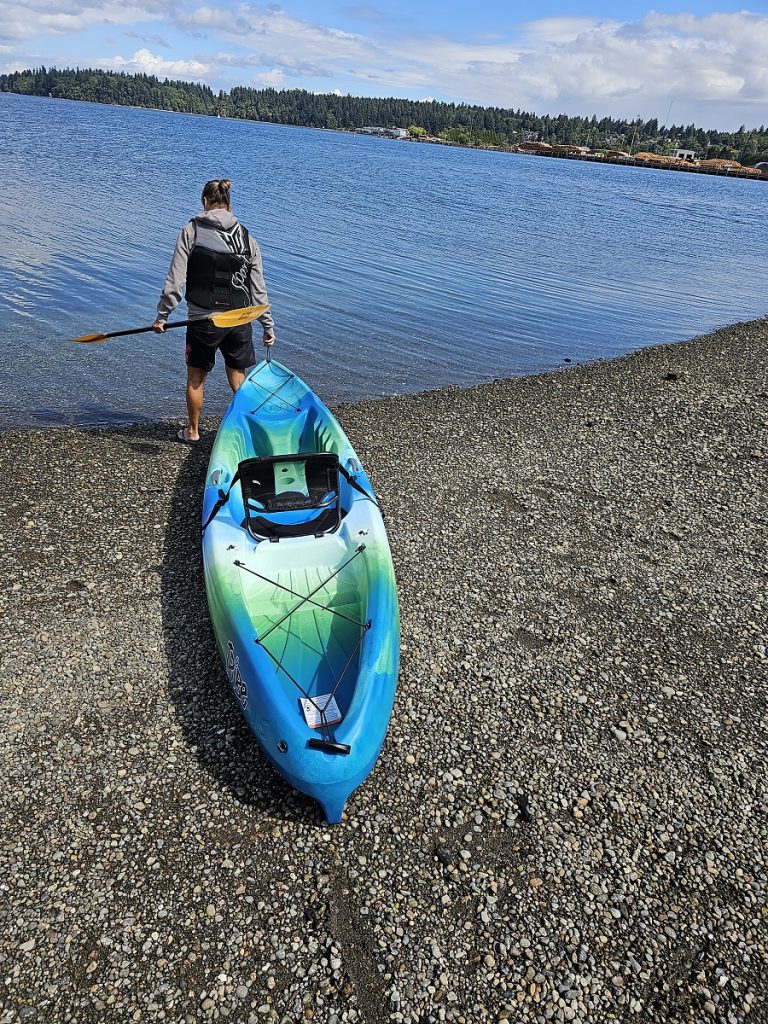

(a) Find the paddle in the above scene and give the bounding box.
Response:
[71,303,271,344]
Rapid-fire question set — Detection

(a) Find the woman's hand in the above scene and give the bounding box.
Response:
[152,319,166,333]
[263,331,276,347]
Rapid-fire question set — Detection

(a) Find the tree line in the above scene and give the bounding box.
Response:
[2,66,767,165]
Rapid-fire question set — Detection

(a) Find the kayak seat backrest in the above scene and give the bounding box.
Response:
[239,452,341,542]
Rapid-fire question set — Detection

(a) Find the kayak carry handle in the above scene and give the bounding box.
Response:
[308,738,351,756]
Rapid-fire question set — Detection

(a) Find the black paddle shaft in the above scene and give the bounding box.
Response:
[101,319,195,341]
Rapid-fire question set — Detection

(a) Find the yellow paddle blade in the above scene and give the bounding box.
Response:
[71,332,108,344]
[210,303,270,328]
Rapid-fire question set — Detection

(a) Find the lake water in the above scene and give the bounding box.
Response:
[0,92,766,429]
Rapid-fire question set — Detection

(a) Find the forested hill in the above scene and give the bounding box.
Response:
[2,65,767,165]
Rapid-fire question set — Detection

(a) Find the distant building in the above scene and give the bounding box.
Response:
[672,148,696,162]
[755,162,768,177]
[357,126,408,139]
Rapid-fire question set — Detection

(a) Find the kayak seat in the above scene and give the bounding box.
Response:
[239,452,342,542]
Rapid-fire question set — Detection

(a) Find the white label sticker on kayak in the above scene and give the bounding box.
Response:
[301,694,342,729]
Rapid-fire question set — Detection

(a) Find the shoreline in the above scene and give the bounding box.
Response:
[1,314,766,438]
[1,317,766,1022]
[3,90,766,183]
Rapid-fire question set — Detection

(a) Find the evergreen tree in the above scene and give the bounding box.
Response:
[1,66,766,164]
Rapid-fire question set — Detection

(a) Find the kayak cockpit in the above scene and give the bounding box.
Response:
[240,452,342,542]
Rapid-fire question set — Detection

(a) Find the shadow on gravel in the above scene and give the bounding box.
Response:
[155,425,324,827]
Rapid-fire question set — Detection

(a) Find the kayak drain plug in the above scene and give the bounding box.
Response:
[277,740,288,753]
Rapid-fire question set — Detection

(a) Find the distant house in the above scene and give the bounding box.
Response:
[672,148,696,162]
[755,162,768,177]
[357,126,408,139]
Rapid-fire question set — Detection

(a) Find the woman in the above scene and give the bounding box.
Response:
[152,178,276,443]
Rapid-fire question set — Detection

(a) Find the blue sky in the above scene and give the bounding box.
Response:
[2,1,768,129]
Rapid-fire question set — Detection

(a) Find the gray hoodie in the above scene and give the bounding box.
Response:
[156,209,275,334]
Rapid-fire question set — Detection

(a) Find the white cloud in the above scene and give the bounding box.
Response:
[251,67,285,86]
[98,47,211,78]
[385,10,768,126]
[521,17,613,47]
[181,4,372,64]
[497,11,768,117]
[0,0,172,41]
[163,5,768,126]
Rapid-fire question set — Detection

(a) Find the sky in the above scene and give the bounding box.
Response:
[2,1,768,130]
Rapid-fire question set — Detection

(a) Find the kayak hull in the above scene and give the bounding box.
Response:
[201,359,399,823]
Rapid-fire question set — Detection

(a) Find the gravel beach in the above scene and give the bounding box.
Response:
[1,319,767,1024]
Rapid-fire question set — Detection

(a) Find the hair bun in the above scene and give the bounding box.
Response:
[201,178,233,209]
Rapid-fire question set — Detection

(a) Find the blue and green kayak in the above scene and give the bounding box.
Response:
[201,357,400,823]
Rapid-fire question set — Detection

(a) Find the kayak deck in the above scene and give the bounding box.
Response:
[236,551,367,717]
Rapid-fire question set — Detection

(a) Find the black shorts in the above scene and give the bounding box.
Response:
[185,319,255,373]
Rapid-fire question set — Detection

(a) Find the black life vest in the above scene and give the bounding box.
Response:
[186,219,252,310]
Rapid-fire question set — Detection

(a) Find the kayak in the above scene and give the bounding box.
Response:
[201,357,400,823]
